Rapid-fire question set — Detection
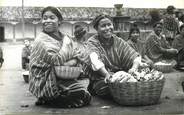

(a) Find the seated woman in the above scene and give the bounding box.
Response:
[22,40,32,70]
[78,14,147,99]
[172,24,184,68]
[145,22,178,63]
[127,24,153,66]
[29,6,91,108]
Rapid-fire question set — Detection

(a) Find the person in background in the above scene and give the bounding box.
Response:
[178,14,184,28]
[78,14,148,99]
[145,22,178,63]
[0,46,4,68]
[127,24,153,66]
[73,24,87,48]
[29,6,91,108]
[73,24,88,79]
[162,5,179,45]
[175,9,183,21]
[22,40,32,70]
[172,24,184,69]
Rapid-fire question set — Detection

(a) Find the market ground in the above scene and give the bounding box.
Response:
[0,42,184,115]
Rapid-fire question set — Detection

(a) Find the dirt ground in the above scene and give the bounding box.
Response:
[0,42,184,115]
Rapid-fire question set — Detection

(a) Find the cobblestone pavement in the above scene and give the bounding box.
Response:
[0,42,184,115]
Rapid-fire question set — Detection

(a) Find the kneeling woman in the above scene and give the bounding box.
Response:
[29,6,91,108]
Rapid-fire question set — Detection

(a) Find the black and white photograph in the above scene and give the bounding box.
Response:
[0,0,184,115]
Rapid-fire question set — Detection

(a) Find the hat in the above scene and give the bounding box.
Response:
[74,25,86,39]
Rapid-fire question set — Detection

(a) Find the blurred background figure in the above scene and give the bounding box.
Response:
[0,46,4,68]
[178,14,184,28]
[73,24,87,48]
[145,22,178,63]
[73,25,88,79]
[22,39,32,70]
[127,23,153,66]
[162,5,179,45]
[172,24,184,69]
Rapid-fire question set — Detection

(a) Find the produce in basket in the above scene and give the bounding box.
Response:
[109,71,137,83]
[108,68,163,83]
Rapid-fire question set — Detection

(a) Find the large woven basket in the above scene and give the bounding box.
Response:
[109,77,165,106]
[54,66,82,80]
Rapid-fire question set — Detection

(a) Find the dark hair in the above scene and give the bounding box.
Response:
[41,6,63,21]
[153,21,163,28]
[166,5,175,14]
[74,25,86,39]
[180,24,184,32]
[128,24,140,39]
[92,14,112,30]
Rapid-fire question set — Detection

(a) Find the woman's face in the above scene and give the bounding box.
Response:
[154,24,162,36]
[97,18,114,40]
[42,11,60,33]
[130,30,140,42]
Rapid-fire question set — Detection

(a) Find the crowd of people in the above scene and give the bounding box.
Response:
[1,5,184,108]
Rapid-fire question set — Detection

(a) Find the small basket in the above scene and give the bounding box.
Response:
[22,71,29,83]
[154,62,173,73]
[54,66,82,80]
[108,77,165,106]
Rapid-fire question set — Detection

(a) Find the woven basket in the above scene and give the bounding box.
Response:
[109,77,165,106]
[154,63,173,73]
[54,66,82,79]
[22,71,29,83]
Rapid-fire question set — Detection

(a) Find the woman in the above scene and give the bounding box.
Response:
[145,22,178,62]
[172,24,184,69]
[73,25,88,79]
[162,5,179,45]
[78,14,147,98]
[22,40,32,70]
[127,24,153,66]
[29,6,91,108]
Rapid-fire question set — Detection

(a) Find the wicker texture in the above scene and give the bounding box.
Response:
[109,77,165,106]
[154,64,173,73]
[22,71,29,83]
[54,66,82,79]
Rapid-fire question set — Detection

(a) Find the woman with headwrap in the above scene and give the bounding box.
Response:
[127,24,153,66]
[29,6,91,108]
[78,14,147,99]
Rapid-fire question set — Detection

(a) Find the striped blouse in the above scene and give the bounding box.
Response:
[79,34,139,81]
[29,32,75,100]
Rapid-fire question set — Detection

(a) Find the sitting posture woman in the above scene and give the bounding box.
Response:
[78,14,147,99]
[22,40,32,70]
[145,22,178,63]
[172,24,184,69]
[29,6,91,108]
[73,25,88,79]
[127,24,153,66]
